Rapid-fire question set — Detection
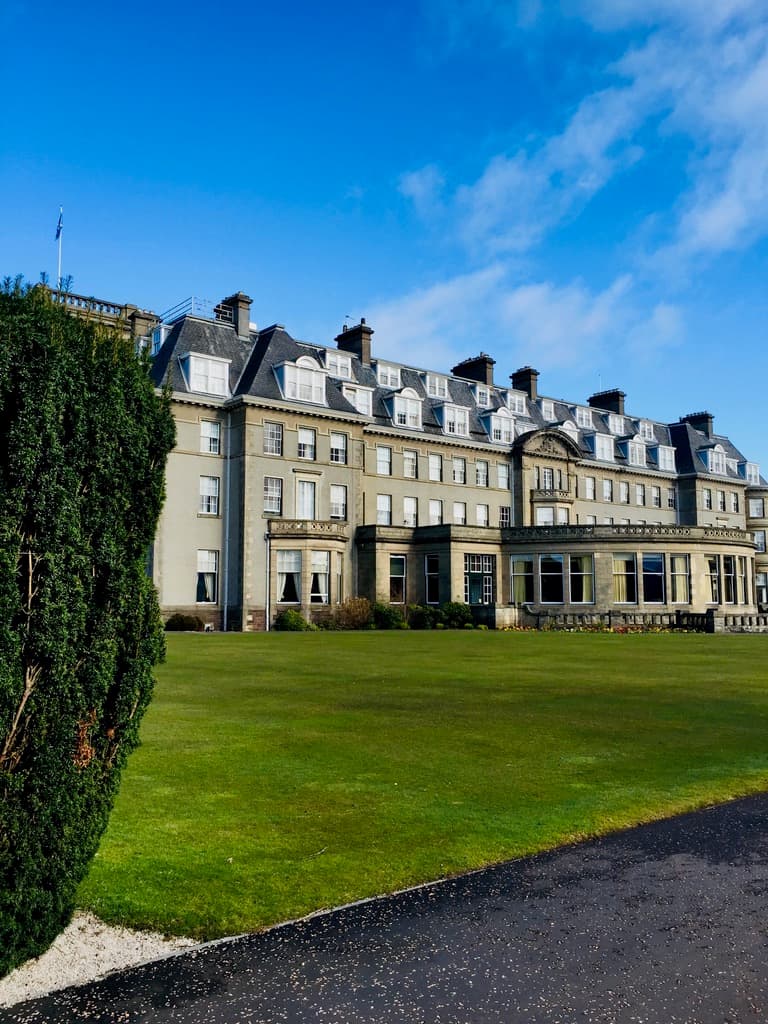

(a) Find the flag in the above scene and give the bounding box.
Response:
[55,210,63,240]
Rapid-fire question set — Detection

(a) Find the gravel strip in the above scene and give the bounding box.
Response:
[0,913,197,1008]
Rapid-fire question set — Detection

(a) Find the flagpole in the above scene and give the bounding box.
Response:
[56,206,63,294]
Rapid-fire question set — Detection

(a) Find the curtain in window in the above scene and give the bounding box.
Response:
[670,555,689,603]
[196,550,218,603]
[613,554,635,603]
[511,558,533,603]
[277,550,301,603]
[297,480,316,520]
[310,551,329,603]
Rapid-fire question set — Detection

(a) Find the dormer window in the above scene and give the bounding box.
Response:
[277,355,327,406]
[655,445,676,472]
[624,438,646,467]
[639,420,655,441]
[540,399,555,421]
[486,409,514,444]
[377,363,401,388]
[182,353,231,397]
[559,421,579,442]
[607,413,626,435]
[741,461,760,485]
[439,404,470,437]
[342,384,373,416]
[474,384,491,408]
[702,445,726,475]
[507,391,527,415]
[390,388,422,430]
[574,407,592,429]
[325,351,352,379]
[588,433,614,462]
[425,373,449,399]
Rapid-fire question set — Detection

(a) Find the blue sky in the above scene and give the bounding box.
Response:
[1,0,767,467]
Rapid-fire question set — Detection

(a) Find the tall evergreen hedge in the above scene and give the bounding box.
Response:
[0,280,176,976]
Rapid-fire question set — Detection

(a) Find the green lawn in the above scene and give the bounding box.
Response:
[78,631,768,939]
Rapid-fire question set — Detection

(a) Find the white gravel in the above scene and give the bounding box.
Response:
[0,912,198,1008]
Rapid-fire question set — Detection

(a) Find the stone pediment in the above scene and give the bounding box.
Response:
[521,430,578,459]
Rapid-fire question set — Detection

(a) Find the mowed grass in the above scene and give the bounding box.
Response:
[78,631,768,939]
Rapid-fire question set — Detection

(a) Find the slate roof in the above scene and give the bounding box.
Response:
[150,312,759,478]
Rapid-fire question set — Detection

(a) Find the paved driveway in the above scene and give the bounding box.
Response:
[3,793,768,1023]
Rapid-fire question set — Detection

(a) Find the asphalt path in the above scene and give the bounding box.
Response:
[3,793,768,1023]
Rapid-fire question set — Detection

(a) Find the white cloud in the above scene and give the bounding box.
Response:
[398,165,445,220]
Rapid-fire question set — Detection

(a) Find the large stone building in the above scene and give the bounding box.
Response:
[145,290,767,631]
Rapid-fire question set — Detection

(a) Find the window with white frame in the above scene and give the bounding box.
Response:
[453,501,467,525]
[498,463,510,490]
[403,449,418,479]
[535,506,554,526]
[613,553,637,603]
[594,434,614,461]
[330,484,347,520]
[377,493,392,525]
[476,503,489,527]
[619,481,630,504]
[670,554,690,603]
[392,389,422,429]
[541,467,555,490]
[425,554,440,604]
[200,420,221,454]
[341,384,373,416]
[310,551,330,603]
[325,351,352,379]
[511,556,534,603]
[264,421,283,456]
[425,373,449,399]
[464,554,495,605]
[722,554,737,604]
[280,357,326,405]
[476,460,489,487]
[636,483,645,506]
[442,404,470,437]
[757,571,768,606]
[376,445,392,475]
[187,354,230,397]
[429,499,443,525]
[403,496,418,527]
[584,476,596,500]
[754,529,766,553]
[570,555,594,603]
[749,498,765,519]
[557,507,569,525]
[707,447,726,474]
[499,505,511,527]
[540,399,555,421]
[642,553,665,603]
[199,475,220,516]
[627,441,646,466]
[263,476,282,515]
[507,391,527,415]
[738,556,748,604]
[651,485,661,508]
[667,487,676,509]
[707,555,720,603]
[336,552,343,605]
[389,555,406,603]
[489,411,514,444]
[608,414,626,435]
[730,492,739,513]
[639,420,655,441]
[297,479,316,520]
[453,457,466,484]
[717,489,726,512]
[377,363,401,388]
[475,385,490,407]
[742,462,760,485]
[330,432,347,464]
[196,549,219,603]
[298,427,316,460]
[603,479,613,502]
[428,453,442,482]
[703,488,713,510]
[575,407,593,429]
[277,550,301,603]
[655,446,676,472]
[539,554,564,603]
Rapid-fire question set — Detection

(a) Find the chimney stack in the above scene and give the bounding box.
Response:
[588,388,626,415]
[681,411,714,438]
[335,318,373,366]
[220,292,253,341]
[511,366,539,401]
[452,353,495,386]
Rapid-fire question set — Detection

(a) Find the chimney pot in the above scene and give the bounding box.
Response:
[335,318,373,366]
[587,388,626,415]
[452,353,496,386]
[511,366,539,401]
[221,291,253,341]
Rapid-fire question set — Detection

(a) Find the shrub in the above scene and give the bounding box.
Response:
[441,601,474,629]
[372,602,406,630]
[164,613,204,632]
[334,597,373,630]
[0,281,175,977]
[273,609,309,632]
[407,604,445,630]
